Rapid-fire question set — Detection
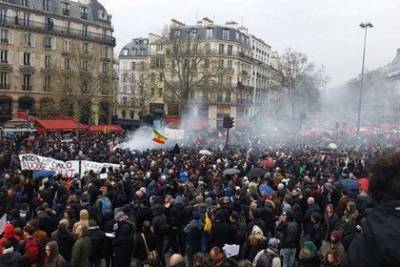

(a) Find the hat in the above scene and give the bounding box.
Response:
[114,211,126,221]
[268,238,280,250]
[175,195,183,204]
[250,225,265,240]
[3,224,15,239]
[282,203,292,213]
[330,230,342,244]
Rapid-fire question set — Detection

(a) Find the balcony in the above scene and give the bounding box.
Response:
[62,9,71,16]
[0,38,8,44]
[0,84,10,90]
[81,13,88,20]
[0,15,116,46]
[44,44,52,49]
[22,85,32,91]
[239,52,253,62]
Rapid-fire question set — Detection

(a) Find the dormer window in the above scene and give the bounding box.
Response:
[62,2,70,16]
[21,0,29,7]
[98,11,107,20]
[123,49,128,56]
[80,6,88,20]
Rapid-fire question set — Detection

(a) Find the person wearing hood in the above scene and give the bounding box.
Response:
[44,241,66,267]
[112,211,134,267]
[346,151,400,267]
[51,219,74,264]
[0,240,23,267]
[319,230,345,265]
[71,225,92,267]
[184,212,203,267]
[72,209,89,237]
[0,224,21,255]
[252,237,281,267]
[242,225,267,262]
[151,204,168,267]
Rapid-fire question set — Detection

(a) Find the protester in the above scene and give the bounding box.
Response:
[43,241,66,267]
[71,225,91,267]
[0,240,23,267]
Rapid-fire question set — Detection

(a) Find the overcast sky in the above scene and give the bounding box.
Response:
[100,0,400,88]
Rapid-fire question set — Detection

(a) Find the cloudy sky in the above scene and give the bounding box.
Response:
[100,0,400,88]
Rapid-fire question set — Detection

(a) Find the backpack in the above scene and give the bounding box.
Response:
[256,250,277,267]
[203,212,212,233]
[98,197,112,216]
[22,237,40,264]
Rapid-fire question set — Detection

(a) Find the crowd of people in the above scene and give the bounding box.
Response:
[0,129,399,267]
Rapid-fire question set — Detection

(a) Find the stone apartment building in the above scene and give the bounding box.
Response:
[0,0,115,124]
[117,18,282,129]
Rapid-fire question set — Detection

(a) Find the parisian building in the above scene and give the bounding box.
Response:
[117,18,282,129]
[0,0,115,124]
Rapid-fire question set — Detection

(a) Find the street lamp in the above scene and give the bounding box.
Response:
[357,22,373,135]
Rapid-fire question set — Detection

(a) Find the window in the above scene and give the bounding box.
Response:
[205,43,211,55]
[82,25,88,37]
[223,29,230,40]
[227,45,233,56]
[102,62,108,73]
[44,55,50,68]
[62,2,70,16]
[82,42,89,53]
[82,60,88,71]
[45,17,54,31]
[102,29,107,41]
[226,91,231,102]
[22,74,31,90]
[64,40,71,52]
[123,49,128,56]
[206,28,213,39]
[42,0,50,11]
[122,97,127,105]
[140,61,145,71]
[44,36,52,49]
[151,87,155,96]
[24,33,33,47]
[204,59,209,69]
[218,59,224,69]
[121,110,126,119]
[0,8,7,22]
[131,62,136,70]
[23,13,31,26]
[219,44,225,55]
[0,50,8,63]
[102,46,109,58]
[159,73,164,82]
[21,0,29,7]
[0,72,9,90]
[23,53,30,65]
[44,75,51,91]
[217,91,222,102]
[158,88,163,97]
[80,6,88,19]
[130,111,134,119]
[64,58,70,69]
[0,29,8,43]
[227,60,233,69]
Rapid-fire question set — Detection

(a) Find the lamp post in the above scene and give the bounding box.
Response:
[357,22,373,135]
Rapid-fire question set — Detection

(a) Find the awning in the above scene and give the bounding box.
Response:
[114,119,141,127]
[88,125,124,133]
[36,118,87,132]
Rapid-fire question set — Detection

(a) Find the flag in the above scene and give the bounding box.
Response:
[152,130,168,144]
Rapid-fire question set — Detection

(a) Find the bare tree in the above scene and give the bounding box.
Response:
[51,42,114,124]
[149,27,234,116]
[280,49,328,118]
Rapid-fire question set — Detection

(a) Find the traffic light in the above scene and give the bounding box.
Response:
[223,116,234,129]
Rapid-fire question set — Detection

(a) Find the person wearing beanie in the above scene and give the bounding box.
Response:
[298,241,320,267]
[319,230,345,266]
[0,240,23,267]
[0,224,21,255]
[50,219,74,264]
[252,238,281,267]
[44,241,66,267]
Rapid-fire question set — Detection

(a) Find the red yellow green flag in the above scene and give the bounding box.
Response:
[152,130,168,144]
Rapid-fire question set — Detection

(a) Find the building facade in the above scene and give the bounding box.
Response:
[117,18,282,129]
[0,0,115,124]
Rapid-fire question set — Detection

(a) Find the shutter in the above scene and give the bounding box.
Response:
[40,55,45,68]
[20,52,23,65]
[31,53,35,66]
[52,37,56,50]
[8,31,13,44]
[8,51,13,64]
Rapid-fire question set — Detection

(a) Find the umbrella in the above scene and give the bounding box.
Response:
[328,143,338,150]
[261,158,274,168]
[246,168,266,179]
[223,168,240,176]
[259,183,273,196]
[199,149,212,156]
[33,170,56,178]
[340,178,359,191]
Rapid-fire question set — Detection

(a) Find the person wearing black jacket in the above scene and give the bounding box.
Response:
[208,210,233,250]
[169,198,186,254]
[276,211,300,267]
[51,219,74,265]
[112,211,134,267]
[88,220,106,267]
[346,152,400,267]
[151,204,168,267]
